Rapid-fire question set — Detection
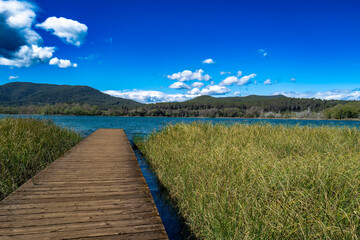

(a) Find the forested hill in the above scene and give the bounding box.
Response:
[0,82,358,119]
[0,82,142,107]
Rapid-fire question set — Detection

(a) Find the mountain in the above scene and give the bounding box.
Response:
[0,82,142,107]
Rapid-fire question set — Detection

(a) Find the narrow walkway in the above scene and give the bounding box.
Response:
[0,129,168,239]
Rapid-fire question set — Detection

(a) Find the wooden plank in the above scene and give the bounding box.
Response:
[0,129,168,240]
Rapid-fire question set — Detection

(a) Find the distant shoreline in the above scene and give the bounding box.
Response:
[1,113,359,122]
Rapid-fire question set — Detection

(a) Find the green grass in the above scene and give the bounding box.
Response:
[136,122,360,239]
[0,118,82,200]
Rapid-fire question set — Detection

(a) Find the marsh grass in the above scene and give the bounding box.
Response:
[136,122,360,239]
[0,118,82,200]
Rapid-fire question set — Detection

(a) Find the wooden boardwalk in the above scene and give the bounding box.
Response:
[0,129,168,240]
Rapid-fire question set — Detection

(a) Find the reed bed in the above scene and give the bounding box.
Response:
[136,122,360,239]
[0,118,82,200]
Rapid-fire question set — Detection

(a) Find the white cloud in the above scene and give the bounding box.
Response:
[0,0,50,67]
[264,79,272,85]
[8,75,18,80]
[219,73,256,86]
[188,87,201,95]
[103,89,200,103]
[1,0,36,28]
[49,57,77,68]
[237,71,242,77]
[167,69,211,81]
[220,76,238,86]
[0,45,55,67]
[276,89,360,101]
[104,85,232,103]
[238,74,256,85]
[201,85,230,95]
[104,84,232,103]
[191,82,204,88]
[220,71,231,75]
[169,81,190,90]
[291,78,296,82]
[233,91,241,96]
[202,58,215,64]
[36,17,88,46]
[0,1,83,68]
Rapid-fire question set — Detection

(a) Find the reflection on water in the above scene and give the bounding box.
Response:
[1,115,360,239]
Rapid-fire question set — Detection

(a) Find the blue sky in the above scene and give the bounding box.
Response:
[1,0,360,103]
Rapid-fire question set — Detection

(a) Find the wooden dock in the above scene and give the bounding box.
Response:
[0,129,168,239]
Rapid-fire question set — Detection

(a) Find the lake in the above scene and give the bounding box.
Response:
[2,115,360,239]
[1,115,359,140]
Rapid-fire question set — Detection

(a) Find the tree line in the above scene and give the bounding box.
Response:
[0,99,359,119]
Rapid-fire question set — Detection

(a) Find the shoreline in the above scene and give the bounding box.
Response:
[1,113,359,122]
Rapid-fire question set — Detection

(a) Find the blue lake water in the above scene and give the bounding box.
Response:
[2,115,359,139]
[2,115,360,239]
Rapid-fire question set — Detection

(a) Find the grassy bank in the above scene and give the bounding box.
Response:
[136,122,360,239]
[0,118,82,200]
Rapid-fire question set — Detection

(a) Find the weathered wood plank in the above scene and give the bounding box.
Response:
[0,129,168,240]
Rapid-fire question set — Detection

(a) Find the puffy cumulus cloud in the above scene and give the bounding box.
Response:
[49,57,77,68]
[8,75,18,80]
[188,87,201,95]
[233,91,241,96]
[0,44,54,67]
[239,74,256,85]
[219,76,238,86]
[219,73,256,86]
[201,85,230,95]
[264,79,272,85]
[0,1,81,68]
[202,58,215,64]
[276,89,360,101]
[0,0,49,67]
[103,90,200,103]
[36,17,88,46]
[0,1,35,27]
[191,82,204,88]
[167,69,211,82]
[237,71,242,77]
[169,81,190,90]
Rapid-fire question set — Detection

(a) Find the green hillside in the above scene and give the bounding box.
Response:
[0,82,142,107]
[0,82,358,119]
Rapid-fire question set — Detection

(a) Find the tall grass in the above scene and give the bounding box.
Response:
[0,118,82,200]
[136,122,360,239]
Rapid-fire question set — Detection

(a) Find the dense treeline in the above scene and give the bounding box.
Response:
[1,97,359,119]
[325,102,360,119]
[0,93,359,119]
